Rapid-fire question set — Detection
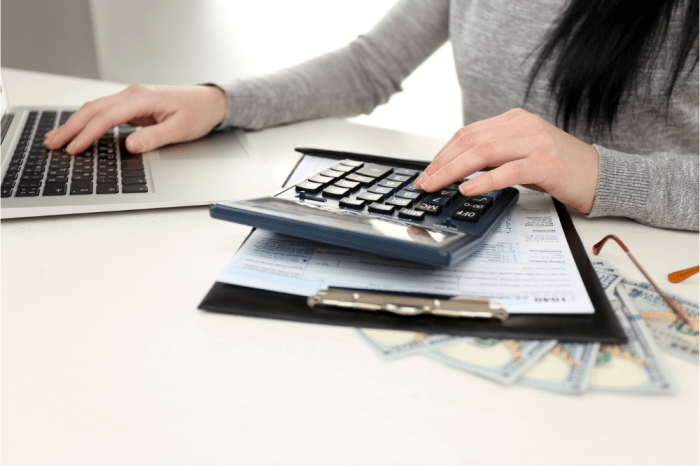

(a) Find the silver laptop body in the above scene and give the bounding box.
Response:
[1,78,279,219]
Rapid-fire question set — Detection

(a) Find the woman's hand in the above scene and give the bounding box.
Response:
[44,84,228,155]
[414,108,600,214]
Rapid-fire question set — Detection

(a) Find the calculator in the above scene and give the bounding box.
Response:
[210,150,519,267]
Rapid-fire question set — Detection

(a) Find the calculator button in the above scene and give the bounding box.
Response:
[394,168,420,177]
[422,195,451,207]
[320,169,345,179]
[402,182,424,193]
[355,163,393,179]
[452,208,481,223]
[339,197,365,209]
[345,173,375,186]
[378,179,402,189]
[466,195,494,207]
[339,159,364,168]
[457,201,488,214]
[368,185,395,196]
[386,196,412,208]
[395,190,422,200]
[368,202,395,215]
[357,192,385,203]
[437,189,459,201]
[330,163,355,173]
[334,179,360,190]
[415,201,442,215]
[323,186,350,198]
[387,174,411,183]
[398,208,425,221]
[308,174,333,185]
[296,180,323,193]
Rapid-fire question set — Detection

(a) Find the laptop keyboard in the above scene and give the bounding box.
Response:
[2,110,149,198]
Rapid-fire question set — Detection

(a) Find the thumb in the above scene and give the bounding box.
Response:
[124,113,191,153]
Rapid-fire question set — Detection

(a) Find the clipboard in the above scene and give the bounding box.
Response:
[199,149,627,343]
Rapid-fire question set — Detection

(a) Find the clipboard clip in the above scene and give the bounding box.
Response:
[307,288,508,321]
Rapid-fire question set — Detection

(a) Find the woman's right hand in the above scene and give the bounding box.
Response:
[44,84,228,154]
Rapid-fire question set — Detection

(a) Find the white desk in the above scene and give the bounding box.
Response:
[2,68,698,466]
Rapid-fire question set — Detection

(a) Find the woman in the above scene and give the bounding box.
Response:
[44,0,699,230]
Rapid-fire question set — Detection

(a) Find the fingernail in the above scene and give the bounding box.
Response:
[44,129,56,139]
[127,138,143,153]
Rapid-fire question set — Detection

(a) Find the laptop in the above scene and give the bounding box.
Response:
[1,75,279,219]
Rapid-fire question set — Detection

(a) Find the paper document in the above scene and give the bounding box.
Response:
[215,156,595,315]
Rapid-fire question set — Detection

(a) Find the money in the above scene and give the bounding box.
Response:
[424,338,556,384]
[590,288,677,393]
[619,279,699,363]
[356,328,468,359]
[518,342,600,393]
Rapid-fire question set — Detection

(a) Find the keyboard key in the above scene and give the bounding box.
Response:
[15,187,40,197]
[398,208,425,221]
[45,176,68,183]
[18,180,41,188]
[121,177,147,185]
[339,197,365,209]
[122,184,148,193]
[97,184,119,194]
[121,169,145,177]
[368,202,395,215]
[355,163,393,179]
[43,183,67,196]
[385,196,413,208]
[70,181,93,195]
[71,173,93,181]
[1,187,12,197]
[97,176,118,184]
[415,201,443,215]
[322,186,350,198]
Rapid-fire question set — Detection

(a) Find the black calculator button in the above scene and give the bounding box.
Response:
[320,168,344,179]
[339,159,364,168]
[334,179,360,190]
[386,196,412,208]
[323,186,350,198]
[398,208,425,221]
[368,185,395,196]
[415,201,443,215]
[452,208,481,223]
[330,163,355,173]
[345,173,374,186]
[387,174,411,183]
[395,190,422,200]
[355,163,393,179]
[422,195,451,207]
[466,195,494,207]
[402,182,424,193]
[457,201,488,214]
[357,192,384,203]
[378,179,402,189]
[368,202,395,215]
[308,174,333,185]
[339,197,365,209]
[438,189,459,201]
[394,168,419,177]
[43,182,67,196]
[296,180,323,193]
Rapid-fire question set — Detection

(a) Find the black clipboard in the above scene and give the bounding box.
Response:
[199,149,626,343]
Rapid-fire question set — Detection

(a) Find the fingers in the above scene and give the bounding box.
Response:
[124,112,191,153]
[458,160,536,196]
[44,85,156,154]
[418,137,537,192]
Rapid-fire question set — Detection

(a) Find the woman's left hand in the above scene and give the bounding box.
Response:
[414,108,600,214]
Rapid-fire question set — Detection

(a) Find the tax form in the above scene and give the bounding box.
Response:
[215,156,595,315]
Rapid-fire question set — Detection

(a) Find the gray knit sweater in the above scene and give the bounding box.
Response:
[215,0,699,231]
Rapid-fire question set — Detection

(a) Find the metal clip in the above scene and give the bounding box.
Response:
[307,288,508,321]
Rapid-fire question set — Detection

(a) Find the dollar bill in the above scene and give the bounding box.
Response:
[618,279,699,363]
[424,338,556,384]
[592,259,623,309]
[356,329,469,360]
[518,342,600,393]
[590,288,677,393]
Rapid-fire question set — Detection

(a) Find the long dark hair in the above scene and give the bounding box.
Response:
[527,0,698,136]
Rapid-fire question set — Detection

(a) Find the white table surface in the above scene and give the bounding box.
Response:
[2,68,699,466]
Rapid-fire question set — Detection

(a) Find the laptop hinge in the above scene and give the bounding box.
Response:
[2,113,14,142]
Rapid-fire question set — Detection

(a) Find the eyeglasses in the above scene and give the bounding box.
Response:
[592,234,698,331]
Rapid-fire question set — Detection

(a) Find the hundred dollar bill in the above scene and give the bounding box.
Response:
[424,338,556,384]
[590,288,677,393]
[356,329,468,360]
[619,279,699,363]
[591,259,623,309]
[518,342,600,393]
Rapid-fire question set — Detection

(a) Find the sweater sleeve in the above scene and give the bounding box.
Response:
[588,145,699,231]
[213,0,450,130]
